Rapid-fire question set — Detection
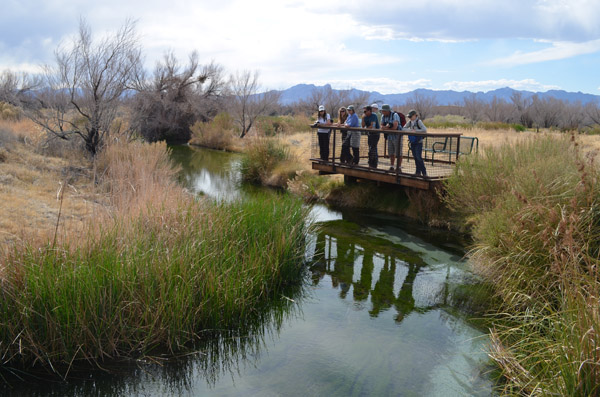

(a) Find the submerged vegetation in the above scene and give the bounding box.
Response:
[444,134,600,395]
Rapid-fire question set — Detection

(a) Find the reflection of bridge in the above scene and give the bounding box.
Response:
[309,228,453,323]
[310,126,468,190]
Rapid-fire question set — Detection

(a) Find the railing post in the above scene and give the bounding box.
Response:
[455,135,461,164]
[395,131,401,180]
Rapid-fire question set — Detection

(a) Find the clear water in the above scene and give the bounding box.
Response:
[2,145,493,396]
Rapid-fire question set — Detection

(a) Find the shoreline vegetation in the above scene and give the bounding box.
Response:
[0,119,309,375]
[444,134,600,395]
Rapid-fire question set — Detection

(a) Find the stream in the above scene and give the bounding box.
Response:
[3,145,494,396]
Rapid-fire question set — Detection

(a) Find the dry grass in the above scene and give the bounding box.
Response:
[0,120,97,250]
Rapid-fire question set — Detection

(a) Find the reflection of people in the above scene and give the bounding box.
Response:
[404,110,428,177]
[361,105,380,168]
[370,256,397,317]
[380,104,402,171]
[353,248,373,302]
[345,105,361,165]
[333,237,356,299]
[316,105,332,161]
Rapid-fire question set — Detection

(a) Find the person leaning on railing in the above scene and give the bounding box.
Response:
[315,105,332,161]
[344,105,361,165]
[338,107,352,164]
[404,109,428,177]
[361,105,380,168]
[380,104,402,171]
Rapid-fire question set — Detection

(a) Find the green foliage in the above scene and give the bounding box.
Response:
[444,134,600,394]
[0,194,308,372]
[511,123,527,132]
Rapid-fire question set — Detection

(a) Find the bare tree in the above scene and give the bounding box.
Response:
[461,94,485,124]
[530,95,564,131]
[484,96,514,123]
[585,101,600,125]
[25,19,142,155]
[229,70,281,138]
[405,91,437,120]
[131,51,225,142]
[510,91,533,127]
[0,70,41,106]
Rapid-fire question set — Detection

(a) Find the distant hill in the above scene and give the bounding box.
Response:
[276,84,600,106]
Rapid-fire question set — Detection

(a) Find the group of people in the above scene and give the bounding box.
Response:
[316,104,428,177]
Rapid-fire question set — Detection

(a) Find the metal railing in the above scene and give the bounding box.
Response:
[310,125,466,179]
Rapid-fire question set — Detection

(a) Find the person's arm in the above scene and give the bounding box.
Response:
[361,116,366,127]
[326,114,332,124]
[416,119,427,132]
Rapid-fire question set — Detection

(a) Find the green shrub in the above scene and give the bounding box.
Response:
[511,123,526,132]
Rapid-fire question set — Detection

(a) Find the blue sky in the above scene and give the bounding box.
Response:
[1,0,600,94]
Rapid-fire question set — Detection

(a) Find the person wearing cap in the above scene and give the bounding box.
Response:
[344,105,361,165]
[361,105,380,168]
[316,105,332,161]
[338,107,352,164]
[404,110,428,177]
[380,104,402,171]
[371,103,381,126]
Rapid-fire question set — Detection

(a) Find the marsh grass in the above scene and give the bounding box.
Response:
[0,136,309,377]
[189,113,239,151]
[444,134,600,394]
[0,193,308,374]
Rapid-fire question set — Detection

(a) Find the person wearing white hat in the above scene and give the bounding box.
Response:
[316,105,332,161]
[371,103,381,126]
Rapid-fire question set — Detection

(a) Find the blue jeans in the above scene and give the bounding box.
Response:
[410,141,427,176]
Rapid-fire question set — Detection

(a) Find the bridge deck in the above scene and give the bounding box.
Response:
[310,125,466,190]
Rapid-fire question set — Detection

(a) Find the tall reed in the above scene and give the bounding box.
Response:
[444,134,600,394]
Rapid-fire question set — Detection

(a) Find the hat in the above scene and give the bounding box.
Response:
[407,109,417,118]
[371,103,379,109]
[347,105,355,111]
[381,104,391,111]
[318,105,325,111]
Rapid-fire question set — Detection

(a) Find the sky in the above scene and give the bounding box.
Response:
[1,0,600,95]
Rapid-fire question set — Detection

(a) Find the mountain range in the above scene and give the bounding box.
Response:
[276,84,600,106]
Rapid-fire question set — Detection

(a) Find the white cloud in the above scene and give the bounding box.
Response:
[443,79,560,92]
[308,78,432,94]
[341,0,600,43]
[487,39,600,67]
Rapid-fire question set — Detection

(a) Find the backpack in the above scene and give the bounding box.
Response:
[398,112,406,127]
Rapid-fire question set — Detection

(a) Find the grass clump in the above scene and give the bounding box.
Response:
[239,138,298,187]
[189,112,238,151]
[444,134,600,395]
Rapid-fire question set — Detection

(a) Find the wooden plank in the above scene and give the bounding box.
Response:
[311,162,431,190]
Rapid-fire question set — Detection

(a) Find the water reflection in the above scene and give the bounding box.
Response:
[307,217,485,324]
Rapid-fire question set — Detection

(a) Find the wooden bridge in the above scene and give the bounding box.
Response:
[310,125,477,190]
